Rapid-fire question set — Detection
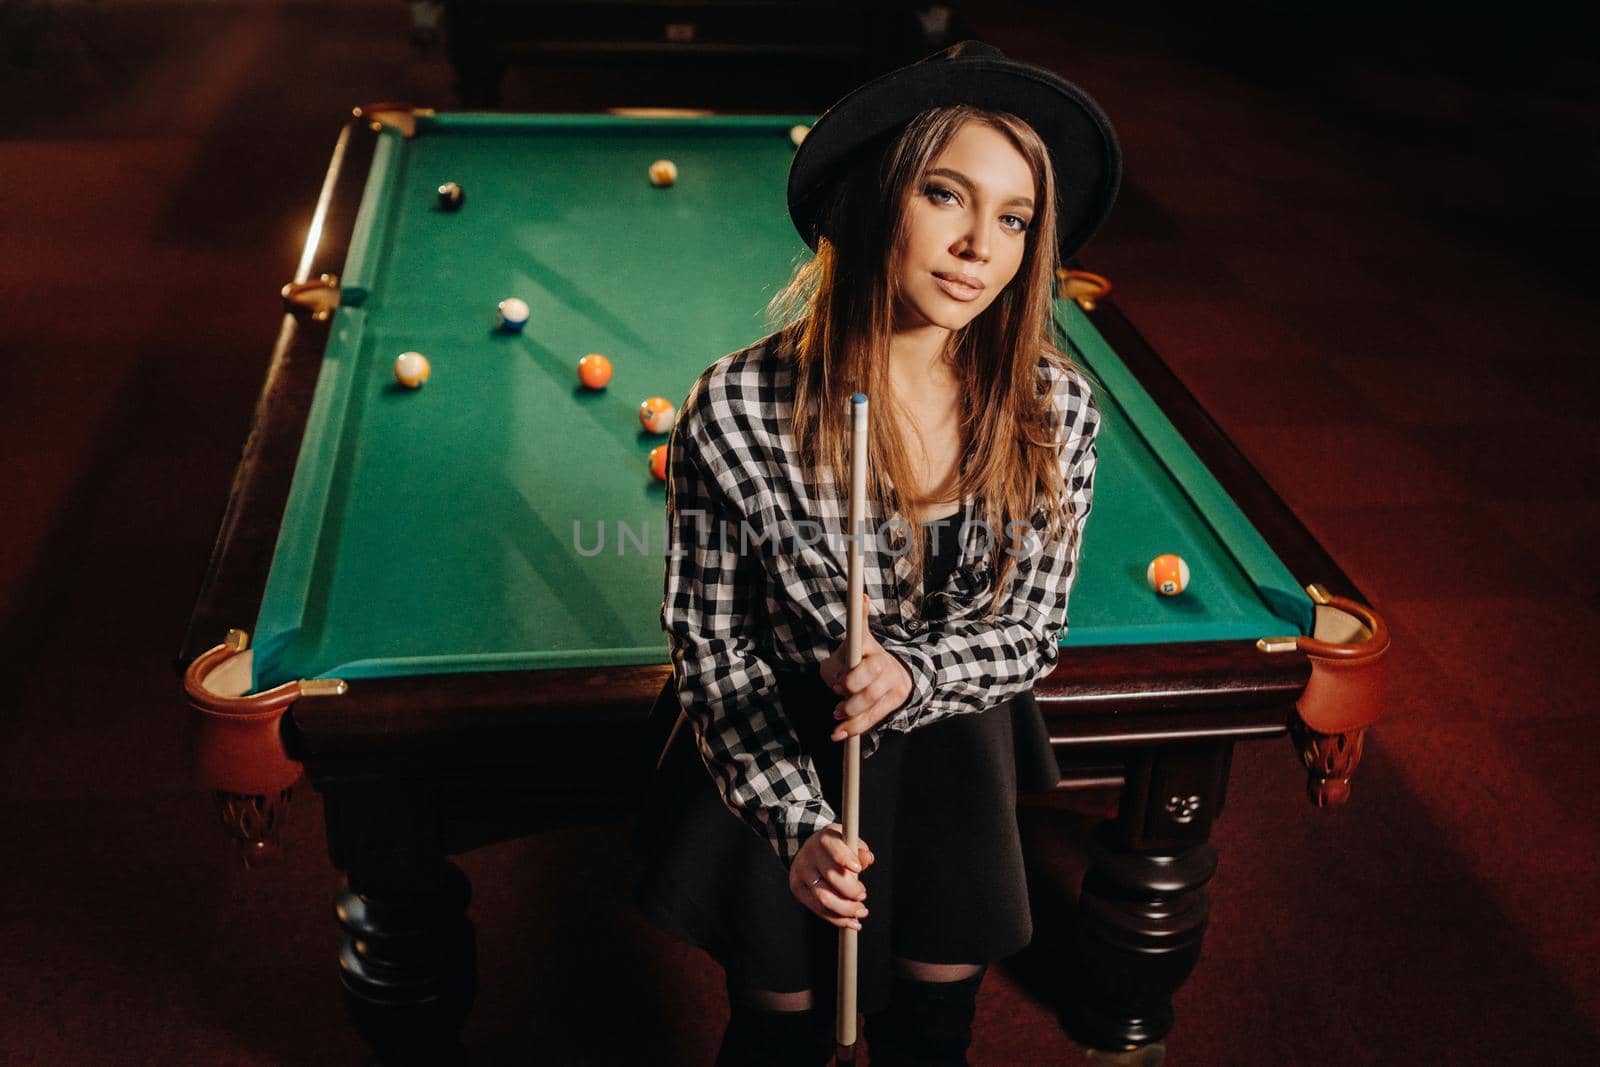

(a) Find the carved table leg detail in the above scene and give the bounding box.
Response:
[212,787,294,868]
[1291,719,1368,807]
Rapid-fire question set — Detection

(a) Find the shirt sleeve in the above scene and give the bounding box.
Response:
[660,401,838,868]
[875,375,1100,733]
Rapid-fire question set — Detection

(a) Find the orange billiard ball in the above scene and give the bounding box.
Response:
[639,396,676,434]
[649,444,669,481]
[578,353,612,389]
[1146,553,1191,596]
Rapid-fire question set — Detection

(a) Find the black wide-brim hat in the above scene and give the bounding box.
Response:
[788,40,1121,263]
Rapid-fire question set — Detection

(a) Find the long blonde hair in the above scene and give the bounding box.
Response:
[770,105,1091,619]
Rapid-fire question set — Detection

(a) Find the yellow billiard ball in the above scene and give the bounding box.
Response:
[789,124,810,147]
[394,351,431,388]
[648,159,678,187]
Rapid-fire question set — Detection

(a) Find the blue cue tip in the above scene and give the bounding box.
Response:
[851,393,867,404]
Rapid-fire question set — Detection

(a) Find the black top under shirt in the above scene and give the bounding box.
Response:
[921,502,966,595]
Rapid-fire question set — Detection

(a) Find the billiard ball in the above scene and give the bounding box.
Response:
[1147,553,1190,596]
[648,159,678,187]
[639,397,676,434]
[789,124,810,147]
[394,351,431,388]
[497,297,530,331]
[578,353,613,389]
[650,444,668,481]
[437,181,464,211]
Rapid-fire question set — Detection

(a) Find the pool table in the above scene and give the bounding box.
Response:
[178,107,1387,1065]
[440,0,937,109]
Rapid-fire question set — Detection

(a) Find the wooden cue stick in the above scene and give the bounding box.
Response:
[837,392,868,1058]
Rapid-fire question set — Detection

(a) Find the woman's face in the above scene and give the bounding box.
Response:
[892,121,1037,334]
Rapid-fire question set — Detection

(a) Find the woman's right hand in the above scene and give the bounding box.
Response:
[788,822,875,930]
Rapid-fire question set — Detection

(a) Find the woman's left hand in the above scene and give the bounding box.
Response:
[818,593,915,742]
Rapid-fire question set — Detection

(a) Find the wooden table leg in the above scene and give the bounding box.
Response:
[324,781,478,1067]
[1067,741,1233,1062]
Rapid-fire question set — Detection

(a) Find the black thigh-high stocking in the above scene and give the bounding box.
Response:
[865,965,988,1067]
[715,989,834,1067]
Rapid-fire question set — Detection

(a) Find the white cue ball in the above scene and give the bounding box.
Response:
[497,297,530,331]
[789,124,810,147]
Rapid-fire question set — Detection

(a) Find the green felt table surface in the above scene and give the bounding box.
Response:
[249,113,1311,692]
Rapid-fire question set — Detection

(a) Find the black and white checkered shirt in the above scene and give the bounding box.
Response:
[661,332,1100,867]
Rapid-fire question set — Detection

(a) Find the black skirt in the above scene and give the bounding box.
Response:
[631,665,1060,1018]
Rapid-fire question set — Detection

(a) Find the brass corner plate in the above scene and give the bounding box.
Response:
[352,103,437,139]
[281,273,341,321]
[1056,268,1113,311]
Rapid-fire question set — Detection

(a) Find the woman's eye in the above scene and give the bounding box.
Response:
[1001,215,1031,233]
[925,184,958,205]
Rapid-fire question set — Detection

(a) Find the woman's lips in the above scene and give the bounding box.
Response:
[932,272,984,301]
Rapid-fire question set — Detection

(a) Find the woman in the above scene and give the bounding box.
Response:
[634,40,1120,1067]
